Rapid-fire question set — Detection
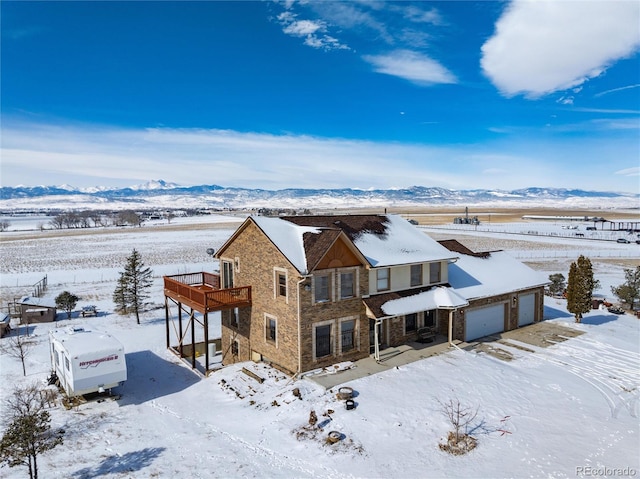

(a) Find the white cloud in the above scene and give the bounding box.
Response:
[615,167,640,177]
[282,19,325,36]
[362,50,457,85]
[594,83,640,98]
[396,5,443,25]
[1,120,638,194]
[481,0,640,98]
[277,10,349,51]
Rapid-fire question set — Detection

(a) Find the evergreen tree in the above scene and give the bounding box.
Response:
[611,266,640,311]
[112,274,129,315]
[113,248,153,324]
[566,255,596,323]
[0,385,64,479]
[54,291,79,319]
[547,273,566,296]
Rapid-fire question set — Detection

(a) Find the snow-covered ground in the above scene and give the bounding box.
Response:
[0,214,638,478]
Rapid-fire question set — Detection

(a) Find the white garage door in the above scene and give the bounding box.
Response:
[465,303,505,341]
[518,293,536,327]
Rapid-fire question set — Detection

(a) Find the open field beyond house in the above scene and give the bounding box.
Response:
[0,208,638,479]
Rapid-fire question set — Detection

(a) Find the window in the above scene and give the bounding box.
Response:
[277,272,287,297]
[64,356,70,371]
[410,264,423,287]
[265,316,277,343]
[232,308,239,328]
[377,268,390,291]
[340,271,355,299]
[231,340,239,356]
[315,274,331,302]
[55,350,60,366]
[340,320,355,352]
[274,268,288,301]
[405,313,417,333]
[429,262,441,284]
[315,324,332,358]
[423,310,436,328]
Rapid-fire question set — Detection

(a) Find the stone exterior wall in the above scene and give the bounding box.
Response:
[219,221,302,374]
[219,220,371,374]
[298,272,370,372]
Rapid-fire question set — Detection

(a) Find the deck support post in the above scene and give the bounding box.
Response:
[165,296,170,349]
[178,303,183,358]
[190,309,196,369]
[204,312,210,372]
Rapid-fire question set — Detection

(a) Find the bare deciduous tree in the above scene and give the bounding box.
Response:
[0,327,36,376]
[437,397,479,455]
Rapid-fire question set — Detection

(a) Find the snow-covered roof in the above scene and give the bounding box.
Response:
[381,286,469,316]
[267,214,458,271]
[49,326,125,356]
[251,216,321,274]
[19,296,56,308]
[351,214,458,267]
[447,250,549,301]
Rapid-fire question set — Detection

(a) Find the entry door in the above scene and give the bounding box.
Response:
[222,260,234,289]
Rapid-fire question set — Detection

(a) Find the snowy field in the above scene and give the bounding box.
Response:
[0,213,639,478]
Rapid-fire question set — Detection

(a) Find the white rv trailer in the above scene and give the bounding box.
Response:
[49,326,127,397]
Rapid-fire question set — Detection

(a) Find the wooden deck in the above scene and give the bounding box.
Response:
[163,272,251,313]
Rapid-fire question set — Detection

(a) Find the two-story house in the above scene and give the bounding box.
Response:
[192,214,548,375]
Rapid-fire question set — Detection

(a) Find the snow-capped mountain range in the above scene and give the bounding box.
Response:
[0,180,638,211]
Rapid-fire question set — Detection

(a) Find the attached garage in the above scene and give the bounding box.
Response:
[465,303,506,341]
[518,293,536,327]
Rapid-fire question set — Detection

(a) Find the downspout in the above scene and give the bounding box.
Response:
[296,275,312,376]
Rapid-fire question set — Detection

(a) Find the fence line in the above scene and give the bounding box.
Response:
[419,225,638,242]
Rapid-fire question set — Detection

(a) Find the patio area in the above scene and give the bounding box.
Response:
[308,335,466,389]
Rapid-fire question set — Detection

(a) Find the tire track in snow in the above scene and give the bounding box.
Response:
[536,337,639,418]
[148,400,353,478]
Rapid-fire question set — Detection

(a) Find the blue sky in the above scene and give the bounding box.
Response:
[1,1,639,194]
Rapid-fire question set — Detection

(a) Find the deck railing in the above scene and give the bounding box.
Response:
[163,272,250,311]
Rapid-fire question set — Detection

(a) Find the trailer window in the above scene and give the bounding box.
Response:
[64,356,70,371]
[55,351,60,366]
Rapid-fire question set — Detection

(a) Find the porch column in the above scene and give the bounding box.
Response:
[448,309,453,346]
[374,319,381,361]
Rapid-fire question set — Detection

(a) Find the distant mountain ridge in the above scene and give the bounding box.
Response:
[0,181,637,211]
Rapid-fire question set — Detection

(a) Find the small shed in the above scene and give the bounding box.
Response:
[19,296,57,324]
